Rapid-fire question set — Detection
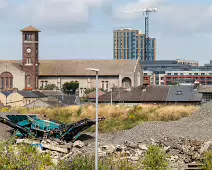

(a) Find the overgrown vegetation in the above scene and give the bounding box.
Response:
[202,151,212,170]
[142,145,169,170]
[1,104,199,133]
[40,84,58,90]
[0,138,53,170]
[57,155,139,170]
[0,141,170,170]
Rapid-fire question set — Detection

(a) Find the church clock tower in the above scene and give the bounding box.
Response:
[20,25,40,90]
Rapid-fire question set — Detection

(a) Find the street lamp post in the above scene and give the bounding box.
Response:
[85,68,99,170]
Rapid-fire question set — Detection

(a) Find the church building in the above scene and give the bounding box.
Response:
[0,26,143,97]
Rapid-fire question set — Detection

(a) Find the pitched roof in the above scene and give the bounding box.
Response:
[198,85,212,93]
[86,90,105,99]
[98,89,128,102]
[24,99,64,108]
[166,85,202,102]
[1,90,13,97]
[0,60,138,76]
[39,90,64,96]
[116,85,202,103]
[32,91,47,98]
[0,60,23,71]
[20,25,41,32]
[39,60,137,76]
[117,85,170,102]
[18,91,47,98]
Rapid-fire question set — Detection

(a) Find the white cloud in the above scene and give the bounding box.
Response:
[0,0,8,8]
[17,0,114,32]
[113,0,212,35]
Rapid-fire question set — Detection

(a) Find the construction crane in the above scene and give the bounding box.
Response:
[124,8,157,61]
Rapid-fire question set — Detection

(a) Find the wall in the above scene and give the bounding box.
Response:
[0,93,6,105]
[7,93,24,107]
[24,99,50,108]
[0,62,25,90]
[39,76,120,97]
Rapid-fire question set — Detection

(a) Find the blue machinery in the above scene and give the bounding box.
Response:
[0,114,105,141]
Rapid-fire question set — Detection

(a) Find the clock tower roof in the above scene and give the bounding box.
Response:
[20,25,41,32]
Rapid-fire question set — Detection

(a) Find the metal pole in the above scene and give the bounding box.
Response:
[111,86,112,105]
[95,71,99,170]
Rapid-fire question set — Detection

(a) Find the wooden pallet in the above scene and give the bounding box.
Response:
[184,163,203,170]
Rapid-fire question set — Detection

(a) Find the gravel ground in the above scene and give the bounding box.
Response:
[0,113,13,140]
[93,101,212,145]
[1,102,212,145]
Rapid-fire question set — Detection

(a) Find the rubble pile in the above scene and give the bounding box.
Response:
[15,136,212,168]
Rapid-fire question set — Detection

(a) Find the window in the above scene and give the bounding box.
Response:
[27,57,32,64]
[35,34,38,41]
[167,73,171,75]
[101,81,104,89]
[174,73,178,75]
[36,47,38,54]
[41,81,44,88]
[1,77,4,89]
[27,75,30,87]
[30,34,33,41]
[25,34,31,41]
[176,91,183,95]
[1,72,13,89]
[10,78,13,88]
[105,81,108,89]
[45,81,48,86]
[5,78,8,87]
[201,73,205,75]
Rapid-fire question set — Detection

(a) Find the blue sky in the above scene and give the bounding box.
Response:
[0,0,211,65]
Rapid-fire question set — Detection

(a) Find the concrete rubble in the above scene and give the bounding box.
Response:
[14,136,212,169]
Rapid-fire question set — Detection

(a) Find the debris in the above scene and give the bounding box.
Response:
[138,144,148,151]
[199,140,212,154]
[42,143,68,153]
[73,140,84,148]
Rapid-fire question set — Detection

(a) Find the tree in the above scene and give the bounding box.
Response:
[62,82,79,94]
[42,84,57,90]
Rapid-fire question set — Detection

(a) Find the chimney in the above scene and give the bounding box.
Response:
[193,81,200,90]
[142,81,149,91]
[13,88,18,93]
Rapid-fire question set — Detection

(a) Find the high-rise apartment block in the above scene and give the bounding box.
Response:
[113,28,156,61]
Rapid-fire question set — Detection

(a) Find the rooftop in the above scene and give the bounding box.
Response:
[20,25,41,32]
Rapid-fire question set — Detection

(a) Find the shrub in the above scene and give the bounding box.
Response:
[57,155,139,170]
[202,151,212,170]
[0,139,52,170]
[142,145,169,170]
[62,82,79,94]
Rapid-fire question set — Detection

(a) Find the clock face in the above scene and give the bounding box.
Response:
[26,48,31,54]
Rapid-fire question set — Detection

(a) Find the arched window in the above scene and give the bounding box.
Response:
[0,72,13,89]
[122,77,132,88]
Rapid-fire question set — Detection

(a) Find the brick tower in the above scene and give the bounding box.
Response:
[20,25,40,90]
